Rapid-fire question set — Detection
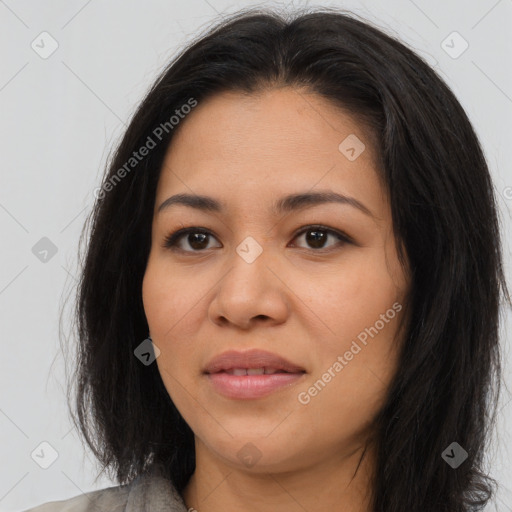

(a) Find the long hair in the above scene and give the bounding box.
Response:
[66,6,510,511]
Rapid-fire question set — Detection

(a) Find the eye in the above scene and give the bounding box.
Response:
[163,227,221,252]
[290,225,352,251]
[162,225,352,253]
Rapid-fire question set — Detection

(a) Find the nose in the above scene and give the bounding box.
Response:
[208,245,290,330]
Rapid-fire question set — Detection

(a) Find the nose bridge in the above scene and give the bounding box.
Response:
[209,233,289,327]
[226,233,273,295]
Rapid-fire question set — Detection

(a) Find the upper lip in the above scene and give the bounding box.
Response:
[203,349,306,374]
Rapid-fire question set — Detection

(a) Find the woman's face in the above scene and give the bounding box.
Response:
[142,87,409,474]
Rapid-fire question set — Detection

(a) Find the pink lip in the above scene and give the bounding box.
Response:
[206,372,306,399]
[203,349,306,400]
[203,349,305,374]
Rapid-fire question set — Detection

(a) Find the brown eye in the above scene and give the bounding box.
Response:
[291,226,351,251]
[163,228,221,252]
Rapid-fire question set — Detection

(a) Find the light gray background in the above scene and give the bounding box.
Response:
[1,0,511,511]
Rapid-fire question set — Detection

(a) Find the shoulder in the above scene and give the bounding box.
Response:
[22,470,189,512]
[21,483,130,512]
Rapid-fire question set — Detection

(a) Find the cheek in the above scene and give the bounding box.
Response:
[142,258,200,338]
[296,283,404,442]
[142,259,207,388]
[304,256,405,415]
[142,263,192,402]
[296,356,393,449]
[313,254,403,342]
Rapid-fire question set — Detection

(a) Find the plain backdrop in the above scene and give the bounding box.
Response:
[1,0,511,511]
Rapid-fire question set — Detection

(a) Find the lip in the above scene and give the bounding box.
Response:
[206,372,306,399]
[203,349,306,374]
[203,349,306,400]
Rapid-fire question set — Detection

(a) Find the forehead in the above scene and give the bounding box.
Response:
[155,87,387,217]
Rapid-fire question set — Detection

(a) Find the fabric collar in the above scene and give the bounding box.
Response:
[125,470,189,512]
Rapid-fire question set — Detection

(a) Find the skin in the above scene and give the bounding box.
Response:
[142,87,410,512]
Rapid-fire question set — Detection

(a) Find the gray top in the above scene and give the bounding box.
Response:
[22,471,189,512]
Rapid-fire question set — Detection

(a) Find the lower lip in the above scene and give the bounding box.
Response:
[206,372,306,399]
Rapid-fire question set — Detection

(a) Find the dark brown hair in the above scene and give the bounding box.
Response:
[66,6,510,511]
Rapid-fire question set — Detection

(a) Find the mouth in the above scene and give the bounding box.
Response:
[203,349,306,400]
[203,348,306,375]
[213,367,304,375]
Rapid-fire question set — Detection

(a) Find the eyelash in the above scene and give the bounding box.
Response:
[162,225,353,254]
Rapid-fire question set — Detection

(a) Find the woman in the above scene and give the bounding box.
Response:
[25,6,510,512]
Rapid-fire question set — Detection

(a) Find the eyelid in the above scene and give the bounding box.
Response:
[162,227,219,251]
[290,224,354,245]
[162,225,354,252]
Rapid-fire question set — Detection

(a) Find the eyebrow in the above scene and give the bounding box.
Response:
[157,190,375,218]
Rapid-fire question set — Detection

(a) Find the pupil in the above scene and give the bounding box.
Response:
[307,229,326,248]
[189,233,208,249]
